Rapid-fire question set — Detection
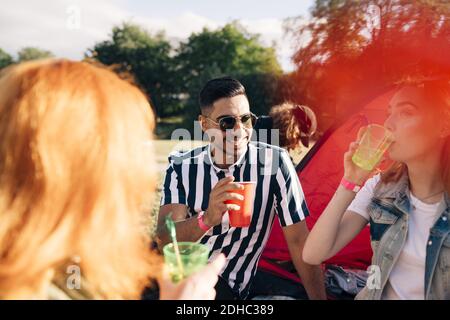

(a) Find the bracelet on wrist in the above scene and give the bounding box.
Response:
[197,211,212,232]
[340,177,362,193]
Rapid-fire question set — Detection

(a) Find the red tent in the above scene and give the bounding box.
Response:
[258,88,396,283]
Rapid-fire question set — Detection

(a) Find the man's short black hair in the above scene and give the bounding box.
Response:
[199,77,247,114]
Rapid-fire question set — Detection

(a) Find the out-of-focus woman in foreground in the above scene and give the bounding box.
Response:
[0,59,224,299]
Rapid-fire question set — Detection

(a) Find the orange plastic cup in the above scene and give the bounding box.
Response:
[224,181,256,227]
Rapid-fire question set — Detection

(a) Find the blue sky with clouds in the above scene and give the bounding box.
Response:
[0,0,314,71]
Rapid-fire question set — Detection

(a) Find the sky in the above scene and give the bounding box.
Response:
[0,0,315,71]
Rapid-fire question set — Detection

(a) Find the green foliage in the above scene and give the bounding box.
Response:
[0,48,13,69]
[176,23,281,83]
[176,22,283,133]
[17,47,54,62]
[88,22,284,132]
[87,22,180,118]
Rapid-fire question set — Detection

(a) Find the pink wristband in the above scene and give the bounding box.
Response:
[340,177,362,193]
[197,211,211,232]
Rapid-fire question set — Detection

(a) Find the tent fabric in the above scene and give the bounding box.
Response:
[258,89,396,283]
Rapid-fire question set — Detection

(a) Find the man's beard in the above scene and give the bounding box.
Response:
[211,137,249,165]
[206,128,251,166]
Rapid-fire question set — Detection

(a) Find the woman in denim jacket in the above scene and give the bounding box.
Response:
[303,78,450,300]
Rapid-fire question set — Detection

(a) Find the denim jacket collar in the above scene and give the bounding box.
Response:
[444,192,450,215]
[373,170,411,216]
[374,170,450,217]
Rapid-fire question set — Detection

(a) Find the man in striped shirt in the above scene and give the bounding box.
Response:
[157,77,326,300]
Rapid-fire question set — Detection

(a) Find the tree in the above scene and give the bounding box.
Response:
[87,21,285,128]
[17,47,54,62]
[175,22,284,131]
[0,48,13,69]
[285,0,450,130]
[87,22,179,118]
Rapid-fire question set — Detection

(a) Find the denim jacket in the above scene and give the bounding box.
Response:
[356,171,450,300]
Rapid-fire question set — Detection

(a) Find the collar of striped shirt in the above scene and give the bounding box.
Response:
[206,143,248,173]
[160,141,310,299]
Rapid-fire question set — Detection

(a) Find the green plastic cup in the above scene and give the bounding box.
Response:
[352,124,393,171]
[163,242,209,283]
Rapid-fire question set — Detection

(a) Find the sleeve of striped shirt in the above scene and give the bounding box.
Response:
[273,149,310,227]
[159,154,187,207]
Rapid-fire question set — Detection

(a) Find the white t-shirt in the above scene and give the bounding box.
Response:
[347,174,446,300]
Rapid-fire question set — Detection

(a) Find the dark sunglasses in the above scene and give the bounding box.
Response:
[204,113,258,131]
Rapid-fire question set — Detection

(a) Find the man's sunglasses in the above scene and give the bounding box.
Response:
[204,113,258,131]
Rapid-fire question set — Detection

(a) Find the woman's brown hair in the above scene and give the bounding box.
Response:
[269,102,317,151]
[381,78,450,195]
[0,59,160,299]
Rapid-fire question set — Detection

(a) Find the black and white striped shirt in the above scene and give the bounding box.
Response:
[160,141,309,299]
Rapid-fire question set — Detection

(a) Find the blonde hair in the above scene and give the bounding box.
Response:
[381,78,450,195]
[0,59,160,299]
[269,102,317,150]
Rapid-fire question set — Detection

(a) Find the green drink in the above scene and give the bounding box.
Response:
[163,242,209,283]
[352,124,393,171]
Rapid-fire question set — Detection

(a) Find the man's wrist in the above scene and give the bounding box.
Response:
[197,211,212,231]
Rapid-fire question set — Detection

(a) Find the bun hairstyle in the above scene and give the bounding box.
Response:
[269,102,317,150]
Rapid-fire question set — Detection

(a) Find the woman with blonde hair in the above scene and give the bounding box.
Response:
[303,77,450,299]
[0,59,224,299]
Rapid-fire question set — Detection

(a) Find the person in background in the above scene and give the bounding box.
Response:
[0,59,224,300]
[253,102,318,156]
[249,102,319,299]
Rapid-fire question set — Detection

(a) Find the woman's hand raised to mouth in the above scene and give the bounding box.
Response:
[343,127,374,186]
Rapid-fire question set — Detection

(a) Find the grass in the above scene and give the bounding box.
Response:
[153,139,208,172]
[149,139,208,233]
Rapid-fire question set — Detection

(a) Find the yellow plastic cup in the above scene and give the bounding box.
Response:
[352,124,393,171]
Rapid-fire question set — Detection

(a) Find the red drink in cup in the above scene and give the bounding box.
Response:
[225,181,256,227]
